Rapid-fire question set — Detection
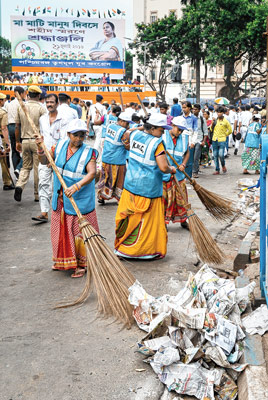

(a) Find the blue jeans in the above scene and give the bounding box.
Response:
[212,141,226,171]
[185,146,194,178]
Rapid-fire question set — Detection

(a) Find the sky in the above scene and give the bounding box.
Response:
[1,0,134,40]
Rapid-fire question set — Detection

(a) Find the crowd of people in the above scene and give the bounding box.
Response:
[1,86,266,278]
[0,72,142,92]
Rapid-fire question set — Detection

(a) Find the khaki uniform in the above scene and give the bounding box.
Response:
[0,108,12,186]
[15,100,46,199]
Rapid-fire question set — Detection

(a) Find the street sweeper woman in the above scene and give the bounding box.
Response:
[36,119,99,278]
[114,114,176,259]
[162,116,190,228]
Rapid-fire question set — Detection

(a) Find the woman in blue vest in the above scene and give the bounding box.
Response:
[241,114,262,175]
[114,114,176,259]
[162,116,190,229]
[97,111,134,204]
[36,119,99,278]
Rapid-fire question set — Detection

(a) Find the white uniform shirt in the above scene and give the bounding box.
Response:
[89,102,107,122]
[39,112,67,150]
[7,98,20,124]
[57,103,78,127]
[239,111,252,127]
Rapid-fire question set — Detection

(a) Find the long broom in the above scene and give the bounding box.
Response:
[15,92,135,328]
[167,162,224,264]
[166,150,237,222]
[136,96,237,221]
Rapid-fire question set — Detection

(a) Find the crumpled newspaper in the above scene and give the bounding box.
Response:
[129,264,258,400]
[242,304,268,335]
[159,361,216,400]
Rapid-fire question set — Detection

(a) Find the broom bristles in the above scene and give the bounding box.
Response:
[55,220,135,328]
[192,181,237,221]
[187,211,224,264]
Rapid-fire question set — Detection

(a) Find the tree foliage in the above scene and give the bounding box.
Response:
[0,37,12,74]
[131,0,268,102]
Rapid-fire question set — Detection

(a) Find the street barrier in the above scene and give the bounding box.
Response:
[260,134,268,305]
[0,83,156,103]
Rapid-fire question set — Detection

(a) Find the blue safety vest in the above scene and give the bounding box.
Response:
[52,138,96,215]
[162,130,188,182]
[102,123,127,165]
[101,114,118,138]
[245,122,261,149]
[124,130,164,198]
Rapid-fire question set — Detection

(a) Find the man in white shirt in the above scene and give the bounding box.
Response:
[32,93,67,223]
[57,93,78,133]
[88,94,107,154]
[228,106,238,148]
[235,105,252,155]
[192,103,208,178]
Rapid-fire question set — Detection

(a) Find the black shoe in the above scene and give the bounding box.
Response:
[14,186,22,202]
[98,198,105,205]
[234,149,238,155]
[3,184,15,191]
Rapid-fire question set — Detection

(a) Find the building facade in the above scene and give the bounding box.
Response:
[131,0,265,102]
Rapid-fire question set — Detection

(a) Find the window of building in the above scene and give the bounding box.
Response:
[151,68,156,81]
[150,11,158,23]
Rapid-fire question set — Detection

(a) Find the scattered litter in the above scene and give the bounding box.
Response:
[242,304,268,335]
[129,264,258,400]
[135,368,146,372]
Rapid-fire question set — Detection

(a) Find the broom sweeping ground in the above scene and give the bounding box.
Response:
[15,92,135,328]
[166,150,237,222]
[171,170,224,265]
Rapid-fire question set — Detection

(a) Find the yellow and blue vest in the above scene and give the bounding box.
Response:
[102,123,127,165]
[162,130,188,182]
[52,138,96,215]
[245,122,261,149]
[101,114,118,138]
[124,130,164,198]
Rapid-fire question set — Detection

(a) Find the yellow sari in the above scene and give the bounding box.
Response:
[114,143,167,259]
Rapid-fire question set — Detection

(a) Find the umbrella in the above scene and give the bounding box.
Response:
[214,97,230,105]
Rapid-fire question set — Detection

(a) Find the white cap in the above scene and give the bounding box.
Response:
[172,116,187,130]
[67,119,87,133]
[254,113,261,119]
[147,114,171,130]
[118,112,133,123]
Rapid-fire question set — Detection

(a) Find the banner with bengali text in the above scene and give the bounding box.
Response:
[10,15,125,76]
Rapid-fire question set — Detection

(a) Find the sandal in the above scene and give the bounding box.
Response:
[243,170,250,175]
[52,265,59,271]
[71,268,86,278]
[32,215,48,222]
[181,222,189,230]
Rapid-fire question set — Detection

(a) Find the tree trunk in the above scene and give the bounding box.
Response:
[195,58,201,103]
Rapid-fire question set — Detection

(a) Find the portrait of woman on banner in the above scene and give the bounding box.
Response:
[89,21,123,61]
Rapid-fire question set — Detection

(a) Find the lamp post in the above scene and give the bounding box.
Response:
[124,36,168,92]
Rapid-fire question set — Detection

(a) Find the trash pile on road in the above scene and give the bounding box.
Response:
[237,178,260,221]
[128,264,267,400]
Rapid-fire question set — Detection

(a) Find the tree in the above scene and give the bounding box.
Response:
[125,50,133,81]
[130,13,179,101]
[0,37,12,74]
[132,0,268,103]
[202,0,268,102]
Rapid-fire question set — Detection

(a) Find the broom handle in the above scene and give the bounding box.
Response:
[137,94,148,117]
[15,92,83,220]
[118,87,124,110]
[166,150,193,183]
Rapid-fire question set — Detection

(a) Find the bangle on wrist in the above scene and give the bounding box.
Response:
[182,163,186,168]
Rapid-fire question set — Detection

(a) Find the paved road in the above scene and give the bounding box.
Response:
[0,149,255,399]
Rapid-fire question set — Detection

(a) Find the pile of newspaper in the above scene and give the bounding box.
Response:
[128,264,265,400]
